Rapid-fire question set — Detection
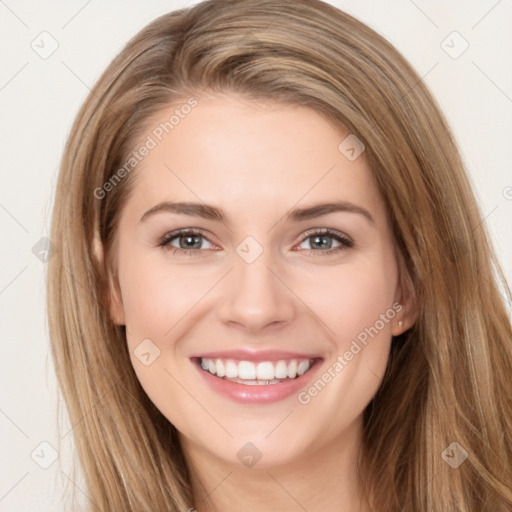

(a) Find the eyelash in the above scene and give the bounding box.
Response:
[158,228,354,257]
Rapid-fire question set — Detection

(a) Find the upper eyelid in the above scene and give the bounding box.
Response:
[300,227,352,242]
[160,228,217,245]
[161,227,211,238]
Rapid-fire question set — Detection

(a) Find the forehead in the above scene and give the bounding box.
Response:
[125,94,386,224]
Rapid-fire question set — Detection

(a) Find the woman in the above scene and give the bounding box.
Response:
[47,0,512,510]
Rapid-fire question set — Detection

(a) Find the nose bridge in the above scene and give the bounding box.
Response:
[217,241,295,332]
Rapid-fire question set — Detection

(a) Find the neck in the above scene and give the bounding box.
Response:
[181,418,372,512]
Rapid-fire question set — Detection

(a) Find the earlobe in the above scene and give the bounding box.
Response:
[391,306,404,336]
[393,316,416,336]
[93,230,126,325]
[392,304,416,336]
[392,265,419,336]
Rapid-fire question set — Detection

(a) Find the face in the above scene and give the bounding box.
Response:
[108,93,411,470]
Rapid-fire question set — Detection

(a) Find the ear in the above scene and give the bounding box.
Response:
[93,231,126,325]
[107,274,126,326]
[391,261,419,336]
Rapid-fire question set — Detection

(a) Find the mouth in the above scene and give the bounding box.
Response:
[195,356,318,385]
[191,353,323,404]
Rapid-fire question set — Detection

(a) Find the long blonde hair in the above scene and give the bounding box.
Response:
[47,1,512,510]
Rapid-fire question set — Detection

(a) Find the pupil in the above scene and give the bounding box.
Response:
[180,234,202,249]
[311,235,331,249]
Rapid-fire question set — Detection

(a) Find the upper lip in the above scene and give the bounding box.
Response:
[191,349,322,363]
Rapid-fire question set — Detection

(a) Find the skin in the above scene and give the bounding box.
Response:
[108,92,416,511]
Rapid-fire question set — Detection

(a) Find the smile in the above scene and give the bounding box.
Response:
[200,357,315,385]
[191,352,323,404]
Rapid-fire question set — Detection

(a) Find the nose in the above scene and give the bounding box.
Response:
[217,249,296,334]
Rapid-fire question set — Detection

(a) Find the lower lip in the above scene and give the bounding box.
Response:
[193,358,323,404]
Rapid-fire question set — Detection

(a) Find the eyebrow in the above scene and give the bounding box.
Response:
[139,200,374,225]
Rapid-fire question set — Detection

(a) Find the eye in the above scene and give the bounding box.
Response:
[296,228,353,255]
[158,228,353,257]
[158,229,217,255]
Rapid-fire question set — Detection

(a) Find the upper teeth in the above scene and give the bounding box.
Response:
[200,358,312,380]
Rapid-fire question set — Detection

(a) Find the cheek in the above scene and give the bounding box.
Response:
[117,252,215,432]
[291,251,398,406]
[287,262,398,442]
[336,269,395,341]
[294,258,398,348]
[118,250,213,340]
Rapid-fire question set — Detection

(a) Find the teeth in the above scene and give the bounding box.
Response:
[199,357,313,383]
[225,360,238,379]
[256,362,274,380]
[297,361,309,376]
[287,360,297,379]
[216,359,225,378]
[275,360,288,379]
[238,361,256,380]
